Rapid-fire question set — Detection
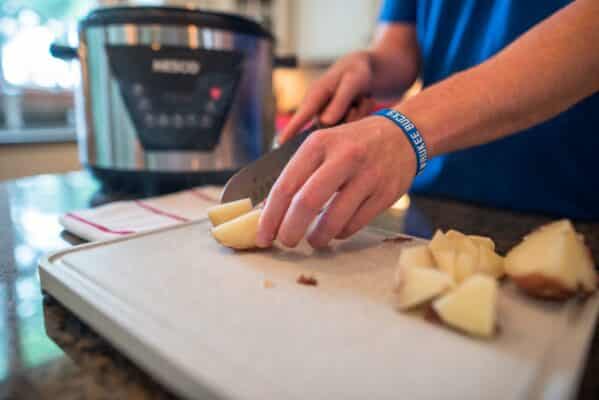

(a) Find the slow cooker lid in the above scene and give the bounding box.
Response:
[80,6,273,39]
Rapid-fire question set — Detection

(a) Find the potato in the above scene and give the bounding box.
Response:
[207,198,253,227]
[428,231,457,277]
[396,266,454,310]
[455,251,476,283]
[398,245,436,269]
[505,219,596,299]
[477,245,505,279]
[429,229,504,282]
[446,230,479,256]
[211,209,262,250]
[469,235,495,251]
[432,275,498,338]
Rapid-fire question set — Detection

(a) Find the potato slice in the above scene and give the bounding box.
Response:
[505,220,596,299]
[211,209,262,250]
[447,230,479,256]
[397,267,454,310]
[207,198,253,227]
[446,230,481,282]
[428,231,457,276]
[477,245,504,279]
[433,275,498,338]
[469,235,495,251]
[398,245,436,268]
[455,251,476,283]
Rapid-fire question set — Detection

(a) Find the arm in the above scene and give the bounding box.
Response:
[400,0,599,158]
[257,0,599,249]
[279,23,420,142]
[368,23,421,96]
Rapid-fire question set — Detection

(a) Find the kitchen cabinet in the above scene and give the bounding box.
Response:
[274,0,382,63]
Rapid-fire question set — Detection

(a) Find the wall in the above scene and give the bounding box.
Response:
[0,142,80,181]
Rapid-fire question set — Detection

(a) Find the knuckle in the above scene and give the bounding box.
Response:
[340,142,366,164]
[272,180,296,201]
[305,129,328,148]
[292,191,321,215]
[366,166,384,181]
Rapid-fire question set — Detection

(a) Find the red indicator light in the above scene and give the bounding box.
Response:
[210,87,222,101]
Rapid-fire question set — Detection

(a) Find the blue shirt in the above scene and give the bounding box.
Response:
[379,0,599,220]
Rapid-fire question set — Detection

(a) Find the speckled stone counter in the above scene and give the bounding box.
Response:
[0,171,597,399]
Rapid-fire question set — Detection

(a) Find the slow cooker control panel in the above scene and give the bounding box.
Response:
[106,45,243,151]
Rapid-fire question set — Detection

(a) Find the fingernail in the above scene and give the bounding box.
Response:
[256,232,273,248]
[308,231,328,248]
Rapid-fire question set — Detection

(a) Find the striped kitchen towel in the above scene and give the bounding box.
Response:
[59,186,221,241]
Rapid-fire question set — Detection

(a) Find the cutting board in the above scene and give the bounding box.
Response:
[40,219,599,400]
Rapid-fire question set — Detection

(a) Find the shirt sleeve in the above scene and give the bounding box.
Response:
[378,0,417,23]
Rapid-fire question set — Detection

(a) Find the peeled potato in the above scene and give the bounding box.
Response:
[396,266,454,310]
[398,245,436,268]
[447,230,479,256]
[207,198,253,227]
[477,245,504,279]
[433,274,498,338]
[469,235,495,251]
[455,251,476,283]
[430,229,504,282]
[211,209,262,250]
[505,220,596,299]
[429,231,457,277]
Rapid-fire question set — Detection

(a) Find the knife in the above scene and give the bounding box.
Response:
[220,122,319,205]
[220,98,371,205]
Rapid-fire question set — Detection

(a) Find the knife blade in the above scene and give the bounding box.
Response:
[220,124,318,205]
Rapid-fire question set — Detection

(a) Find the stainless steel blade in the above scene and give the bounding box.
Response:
[220,127,314,205]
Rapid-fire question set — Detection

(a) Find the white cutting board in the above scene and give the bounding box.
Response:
[40,219,599,400]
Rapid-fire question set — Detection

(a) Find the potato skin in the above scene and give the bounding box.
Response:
[510,273,576,300]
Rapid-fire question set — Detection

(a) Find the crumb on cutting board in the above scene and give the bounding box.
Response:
[262,279,274,289]
[297,274,318,286]
[383,235,413,243]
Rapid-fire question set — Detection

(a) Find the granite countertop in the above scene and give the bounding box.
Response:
[0,170,597,399]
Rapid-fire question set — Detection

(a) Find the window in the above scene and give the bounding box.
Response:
[0,0,274,144]
[0,0,93,143]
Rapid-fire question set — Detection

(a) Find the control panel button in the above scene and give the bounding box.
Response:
[200,115,213,129]
[133,83,144,96]
[144,113,155,128]
[173,114,184,129]
[158,113,169,127]
[210,86,222,101]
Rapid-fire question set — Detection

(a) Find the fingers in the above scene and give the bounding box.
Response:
[337,190,397,239]
[256,133,326,247]
[275,150,363,248]
[307,171,377,248]
[278,84,333,144]
[258,129,368,248]
[345,97,374,123]
[320,74,365,126]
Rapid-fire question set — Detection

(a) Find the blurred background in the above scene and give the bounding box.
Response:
[0,0,421,181]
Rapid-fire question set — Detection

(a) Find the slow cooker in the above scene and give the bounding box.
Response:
[52,6,288,194]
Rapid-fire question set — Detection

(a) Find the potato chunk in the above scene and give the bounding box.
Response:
[433,275,498,338]
[396,267,453,310]
[505,219,596,299]
[207,198,253,227]
[211,209,262,250]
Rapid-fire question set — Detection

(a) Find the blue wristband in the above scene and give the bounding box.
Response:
[373,108,428,175]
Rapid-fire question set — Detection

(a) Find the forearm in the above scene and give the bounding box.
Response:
[367,23,421,97]
[396,0,599,158]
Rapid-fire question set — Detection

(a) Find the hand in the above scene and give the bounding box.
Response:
[257,115,417,249]
[279,51,375,144]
